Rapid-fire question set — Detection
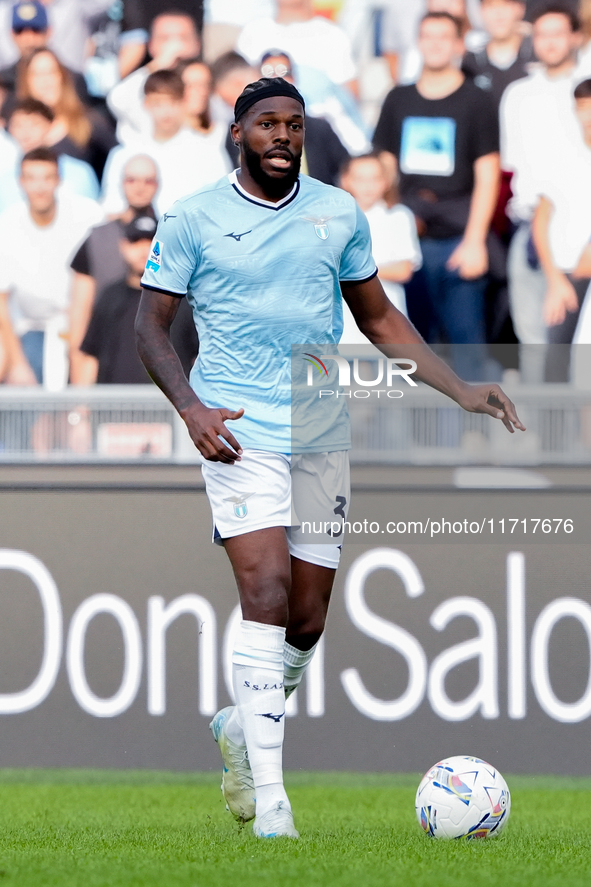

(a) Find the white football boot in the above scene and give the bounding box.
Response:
[209,706,255,823]
[253,801,299,839]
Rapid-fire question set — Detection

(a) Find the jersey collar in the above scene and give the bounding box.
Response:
[229,169,300,211]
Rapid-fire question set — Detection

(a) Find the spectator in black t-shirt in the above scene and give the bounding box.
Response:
[69,154,198,383]
[69,154,160,384]
[373,11,500,380]
[79,215,198,385]
[462,0,534,112]
[78,215,157,385]
[107,11,202,145]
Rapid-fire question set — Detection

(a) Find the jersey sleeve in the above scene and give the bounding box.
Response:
[339,203,378,283]
[141,202,199,297]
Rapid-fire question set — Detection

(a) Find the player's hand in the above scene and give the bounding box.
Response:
[446,239,488,280]
[455,382,526,434]
[543,274,578,326]
[6,361,38,386]
[183,403,244,463]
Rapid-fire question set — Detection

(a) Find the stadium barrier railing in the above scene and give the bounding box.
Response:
[0,384,590,465]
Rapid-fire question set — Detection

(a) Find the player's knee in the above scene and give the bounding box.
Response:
[286,611,326,648]
[238,568,290,624]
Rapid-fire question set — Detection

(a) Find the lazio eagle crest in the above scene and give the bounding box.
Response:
[223,492,254,518]
[302,215,332,240]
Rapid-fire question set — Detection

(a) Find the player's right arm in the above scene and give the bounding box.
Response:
[137,203,243,463]
[0,291,38,385]
[135,289,244,462]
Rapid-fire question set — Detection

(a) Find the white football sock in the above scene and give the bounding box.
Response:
[226,637,320,744]
[284,639,319,700]
[233,620,289,817]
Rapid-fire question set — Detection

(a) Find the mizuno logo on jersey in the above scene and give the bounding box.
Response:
[256,712,285,723]
[163,213,177,222]
[224,230,252,241]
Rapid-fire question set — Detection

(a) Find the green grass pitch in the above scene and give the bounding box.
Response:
[0,770,589,887]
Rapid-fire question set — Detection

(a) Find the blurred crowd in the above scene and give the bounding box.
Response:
[0,0,589,393]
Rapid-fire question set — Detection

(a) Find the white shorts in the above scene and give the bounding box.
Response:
[200,449,350,568]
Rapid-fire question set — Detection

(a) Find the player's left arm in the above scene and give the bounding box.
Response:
[341,276,525,433]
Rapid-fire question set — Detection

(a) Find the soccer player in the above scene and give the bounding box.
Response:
[135,77,524,839]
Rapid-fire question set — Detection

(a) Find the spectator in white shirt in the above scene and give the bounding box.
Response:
[0,98,99,213]
[202,0,274,65]
[382,0,487,85]
[175,57,229,156]
[500,3,583,382]
[209,51,259,127]
[101,69,230,217]
[206,0,274,26]
[237,0,358,95]
[574,0,591,75]
[339,153,422,343]
[0,146,102,387]
[0,120,19,175]
[379,2,426,84]
[107,11,201,145]
[532,77,591,381]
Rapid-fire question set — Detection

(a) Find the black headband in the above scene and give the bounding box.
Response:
[234,80,305,122]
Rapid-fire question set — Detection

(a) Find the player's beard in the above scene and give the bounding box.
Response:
[242,138,301,200]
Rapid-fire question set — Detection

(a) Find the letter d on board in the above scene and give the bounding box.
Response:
[0,550,62,713]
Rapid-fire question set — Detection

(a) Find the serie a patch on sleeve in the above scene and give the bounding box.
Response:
[146,240,162,273]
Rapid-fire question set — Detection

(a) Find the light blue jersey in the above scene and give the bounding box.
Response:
[141,171,377,453]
